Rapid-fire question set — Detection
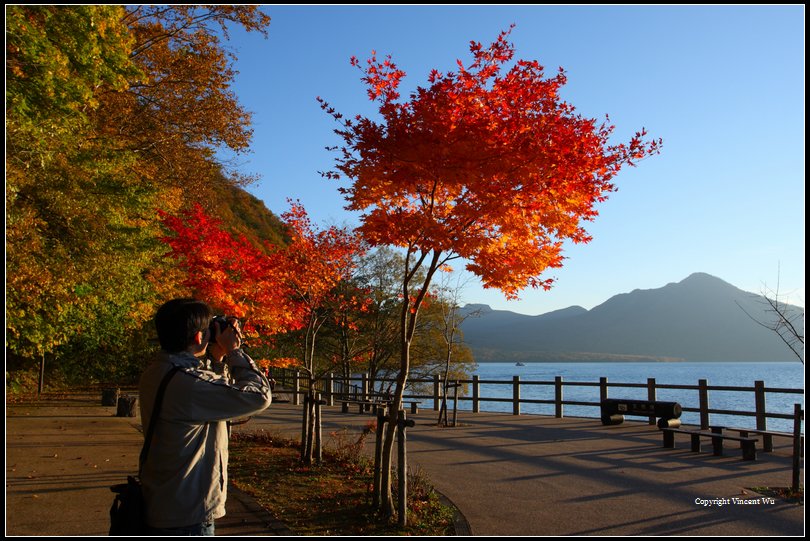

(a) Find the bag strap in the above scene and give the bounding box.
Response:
[139,366,180,471]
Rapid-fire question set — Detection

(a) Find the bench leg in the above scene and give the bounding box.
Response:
[411,403,418,415]
[663,430,674,448]
[690,434,701,453]
[742,441,757,461]
[711,427,724,456]
[763,434,773,452]
[342,402,349,413]
[740,430,748,450]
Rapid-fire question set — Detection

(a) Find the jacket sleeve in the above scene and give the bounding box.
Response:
[176,351,272,423]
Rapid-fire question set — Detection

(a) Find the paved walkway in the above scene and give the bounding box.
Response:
[5,394,290,536]
[6,393,804,536]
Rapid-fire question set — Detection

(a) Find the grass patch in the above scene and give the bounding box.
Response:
[228,430,456,536]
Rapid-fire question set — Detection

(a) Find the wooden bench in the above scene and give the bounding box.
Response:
[341,400,365,414]
[403,401,422,414]
[661,426,758,461]
[719,427,804,455]
[339,398,420,415]
[378,399,421,414]
[340,399,389,414]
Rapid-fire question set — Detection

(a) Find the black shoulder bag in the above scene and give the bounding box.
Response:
[109,367,179,536]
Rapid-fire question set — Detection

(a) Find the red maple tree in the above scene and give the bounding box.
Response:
[275,201,367,462]
[320,27,662,516]
[159,204,296,338]
[160,201,367,462]
[275,200,366,376]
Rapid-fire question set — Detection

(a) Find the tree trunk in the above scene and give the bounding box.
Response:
[380,248,440,518]
[379,372,406,516]
[380,311,411,517]
[38,353,45,395]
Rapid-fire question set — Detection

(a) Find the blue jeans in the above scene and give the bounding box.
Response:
[146,521,215,536]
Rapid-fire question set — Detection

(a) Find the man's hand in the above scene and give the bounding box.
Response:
[214,318,241,354]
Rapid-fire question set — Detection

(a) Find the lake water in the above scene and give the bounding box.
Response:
[453,362,804,432]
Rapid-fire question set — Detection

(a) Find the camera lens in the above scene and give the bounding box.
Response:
[209,316,228,339]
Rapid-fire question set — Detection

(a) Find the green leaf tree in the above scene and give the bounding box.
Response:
[6,5,271,387]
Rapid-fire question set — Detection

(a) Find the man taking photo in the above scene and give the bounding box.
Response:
[139,298,272,535]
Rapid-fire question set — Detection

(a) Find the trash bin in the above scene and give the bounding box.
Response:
[116,395,139,417]
[102,388,120,406]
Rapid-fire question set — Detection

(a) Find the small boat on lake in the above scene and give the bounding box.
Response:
[515,362,525,366]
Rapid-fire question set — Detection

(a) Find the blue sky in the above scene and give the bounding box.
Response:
[219,5,804,315]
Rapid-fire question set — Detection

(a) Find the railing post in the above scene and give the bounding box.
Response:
[433,374,441,411]
[362,372,369,402]
[599,377,608,402]
[555,376,563,418]
[293,371,300,406]
[325,373,334,406]
[513,375,520,415]
[754,380,767,430]
[792,403,803,492]
[452,382,459,427]
[698,379,709,429]
[472,375,480,413]
[647,378,657,425]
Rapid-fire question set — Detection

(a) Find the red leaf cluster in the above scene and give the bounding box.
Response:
[158,201,366,347]
[321,27,661,299]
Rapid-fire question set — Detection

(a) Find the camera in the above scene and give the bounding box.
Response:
[209,315,233,341]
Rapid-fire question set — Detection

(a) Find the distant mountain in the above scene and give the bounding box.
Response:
[460,273,804,363]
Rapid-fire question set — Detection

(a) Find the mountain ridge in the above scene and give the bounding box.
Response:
[459,273,804,363]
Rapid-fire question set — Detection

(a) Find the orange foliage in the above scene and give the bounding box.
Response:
[276,200,365,319]
[321,26,661,300]
[257,357,298,370]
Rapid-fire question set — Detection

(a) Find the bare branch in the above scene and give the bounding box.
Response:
[736,272,804,364]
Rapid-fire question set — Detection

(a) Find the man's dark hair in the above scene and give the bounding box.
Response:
[155,298,213,353]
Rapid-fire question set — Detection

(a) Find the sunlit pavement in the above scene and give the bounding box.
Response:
[6,394,803,536]
[239,400,804,536]
[5,396,289,536]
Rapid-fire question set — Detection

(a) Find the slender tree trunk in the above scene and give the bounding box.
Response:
[439,365,450,426]
[300,317,321,464]
[305,388,315,463]
[381,362,411,514]
[38,353,46,395]
[380,248,442,517]
[300,392,310,462]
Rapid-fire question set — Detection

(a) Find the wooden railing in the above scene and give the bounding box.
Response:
[270,369,804,433]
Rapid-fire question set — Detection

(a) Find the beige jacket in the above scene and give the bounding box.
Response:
[138,349,271,528]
